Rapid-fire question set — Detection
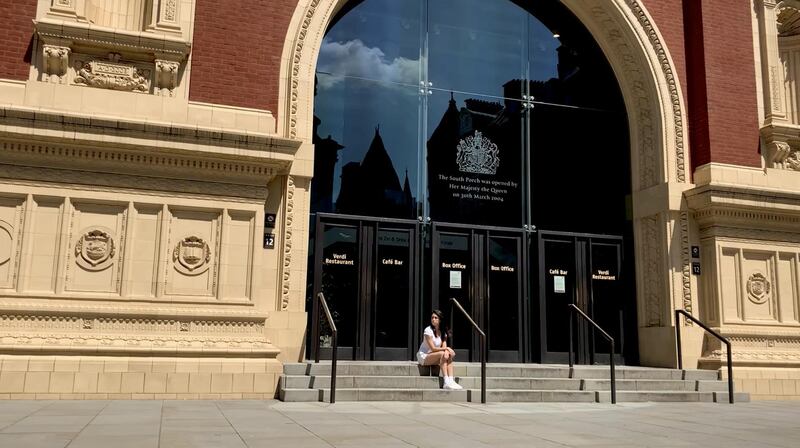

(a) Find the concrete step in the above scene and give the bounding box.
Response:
[318,388,469,402]
[582,379,711,391]
[457,377,582,390]
[282,375,444,389]
[470,390,596,403]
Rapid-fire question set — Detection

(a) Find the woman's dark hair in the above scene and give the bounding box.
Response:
[429,309,451,342]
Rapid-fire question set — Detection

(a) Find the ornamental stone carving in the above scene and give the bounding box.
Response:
[747,272,772,304]
[173,236,211,275]
[778,1,800,36]
[75,228,116,271]
[74,54,150,93]
[767,140,800,171]
[0,219,12,266]
[154,59,180,96]
[42,44,71,84]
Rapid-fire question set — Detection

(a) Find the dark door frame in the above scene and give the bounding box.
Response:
[312,213,420,361]
[431,221,528,363]
[536,230,626,365]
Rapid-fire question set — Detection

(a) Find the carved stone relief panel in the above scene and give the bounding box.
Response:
[73,53,152,94]
[0,197,25,290]
[65,202,127,294]
[715,241,800,325]
[165,208,221,297]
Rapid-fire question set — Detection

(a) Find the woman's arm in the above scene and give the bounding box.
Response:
[424,334,445,352]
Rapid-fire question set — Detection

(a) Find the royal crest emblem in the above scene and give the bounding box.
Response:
[456,130,500,175]
[75,228,115,271]
[747,272,771,304]
[173,236,211,275]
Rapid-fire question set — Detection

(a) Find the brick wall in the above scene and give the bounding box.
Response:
[189,0,298,118]
[682,0,761,170]
[641,0,687,107]
[0,0,37,81]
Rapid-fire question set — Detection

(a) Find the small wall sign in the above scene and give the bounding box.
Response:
[691,246,700,259]
[263,233,276,249]
[554,275,566,294]
[449,270,462,289]
[264,213,276,229]
[692,262,701,275]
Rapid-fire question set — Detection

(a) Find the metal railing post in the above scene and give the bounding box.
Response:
[674,309,734,404]
[450,298,486,404]
[316,293,338,404]
[567,304,615,404]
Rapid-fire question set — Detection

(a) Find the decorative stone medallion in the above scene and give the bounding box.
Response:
[747,272,771,304]
[456,130,500,175]
[0,219,12,266]
[75,228,116,271]
[74,54,151,93]
[173,236,211,275]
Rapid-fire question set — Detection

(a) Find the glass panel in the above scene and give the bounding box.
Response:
[426,90,525,227]
[543,238,575,353]
[317,0,422,86]
[438,233,470,352]
[313,73,421,219]
[590,241,623,355]
[526,3,625,111]
[488,236,520,353]
[427,0,528,99]
[319,225,359,349]
[529,106,629,234]
[374,229,412,349]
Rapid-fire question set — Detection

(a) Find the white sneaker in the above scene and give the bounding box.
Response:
[443,381,457,390]
[450,379,463,390]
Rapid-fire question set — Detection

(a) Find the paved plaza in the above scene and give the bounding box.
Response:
[0,400,797,447]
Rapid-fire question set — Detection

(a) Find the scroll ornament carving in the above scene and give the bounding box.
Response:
[42,44,71,84]
[74,53,150,93]
[767,141,800,171]
[777,2,800,36]
[154,59,180,96]
[75,229,116,271]
[747,272,771,304]
[173,236,211,275]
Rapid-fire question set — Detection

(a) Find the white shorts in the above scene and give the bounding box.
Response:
[416,351,427,365]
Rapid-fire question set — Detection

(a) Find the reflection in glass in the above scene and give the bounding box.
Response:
[427,91,524,227]
[313,74,420,219]
[317,0,421,85]
[427,0,527,98]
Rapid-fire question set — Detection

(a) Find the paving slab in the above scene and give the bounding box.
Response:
[0,400,797,447]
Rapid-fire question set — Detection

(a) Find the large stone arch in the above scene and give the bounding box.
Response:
[278,0,693,366]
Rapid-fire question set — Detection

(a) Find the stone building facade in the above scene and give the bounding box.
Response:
[0,0,797,400]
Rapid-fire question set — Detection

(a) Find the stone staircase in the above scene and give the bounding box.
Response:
[278,361,749,403]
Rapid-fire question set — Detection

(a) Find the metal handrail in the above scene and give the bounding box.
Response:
[567,304,616,404]
[313,292,338,403]
[450,298,486,404]
[675,310,734,404]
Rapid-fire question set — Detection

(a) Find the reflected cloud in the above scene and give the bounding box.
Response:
[318,39,420,88]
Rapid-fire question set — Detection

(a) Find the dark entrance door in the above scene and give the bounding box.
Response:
[312,213,419,360]
[431,223,526,362]
[537,231,626,364]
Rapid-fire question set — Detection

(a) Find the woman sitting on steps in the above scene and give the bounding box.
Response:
[416,310,462,390]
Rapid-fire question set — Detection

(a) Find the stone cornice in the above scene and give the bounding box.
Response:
[686,183,800,232]
[34,18,191,58]
[0,300,268,322]
[0,106,300,158]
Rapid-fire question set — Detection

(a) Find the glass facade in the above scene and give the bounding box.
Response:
[312,0,629,232]
[309,0,636,364]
